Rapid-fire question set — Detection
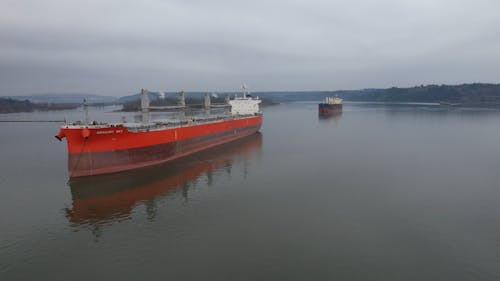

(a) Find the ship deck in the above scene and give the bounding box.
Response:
[62,113,262,132]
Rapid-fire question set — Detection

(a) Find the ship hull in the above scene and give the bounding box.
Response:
[318,103,342,115]
[59,116,262,177]
[66,133,262,224]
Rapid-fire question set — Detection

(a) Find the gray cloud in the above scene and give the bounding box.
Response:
[1,0,499,95]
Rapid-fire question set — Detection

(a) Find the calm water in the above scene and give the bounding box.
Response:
[1,102,500,280]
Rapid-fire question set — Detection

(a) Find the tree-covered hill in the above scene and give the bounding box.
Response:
[0,98,78,113]
[255,83,500,105]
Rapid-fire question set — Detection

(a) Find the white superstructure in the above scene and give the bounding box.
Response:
[229,97,261,115]
[229,84,261,115]
[323,97,343,104]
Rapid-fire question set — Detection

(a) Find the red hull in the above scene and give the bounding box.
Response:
[66,133,262,224]
[57,116,262,177]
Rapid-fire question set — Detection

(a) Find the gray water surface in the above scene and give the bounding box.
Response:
[1,102,500,281]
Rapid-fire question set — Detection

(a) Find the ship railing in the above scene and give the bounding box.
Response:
[68,112,260,132]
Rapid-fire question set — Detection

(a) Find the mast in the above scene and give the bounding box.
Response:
[141,88,150,124]
[83,98,89,125]
[178,90,185,106]
[204,93,211,109]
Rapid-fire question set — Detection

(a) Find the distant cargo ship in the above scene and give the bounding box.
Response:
[319,97,342,115]
[56,87,262,177]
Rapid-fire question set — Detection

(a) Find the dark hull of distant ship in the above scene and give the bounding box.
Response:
[318,103,342,115]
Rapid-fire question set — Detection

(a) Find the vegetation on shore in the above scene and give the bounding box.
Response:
[0,98,79,113]
[256,83,500,106]
[339,83,500,105]
[4,83,500,113]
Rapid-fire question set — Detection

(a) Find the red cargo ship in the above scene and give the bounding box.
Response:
[56,88,262,177]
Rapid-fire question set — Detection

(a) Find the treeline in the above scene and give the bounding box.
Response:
[340,83,500,104]
[0,98,79,113]
[254,83,500,105]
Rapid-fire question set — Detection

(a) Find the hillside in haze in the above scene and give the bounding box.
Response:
[5,93,117,104]
[3,83,500,113]
[117,83,500,105]
[256,83,500,105]
[343,83,500,105]
[0,98,78,113]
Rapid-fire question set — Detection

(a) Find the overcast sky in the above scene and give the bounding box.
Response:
[1,0,499,96]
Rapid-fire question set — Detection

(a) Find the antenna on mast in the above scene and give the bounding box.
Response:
[241,83,248,98]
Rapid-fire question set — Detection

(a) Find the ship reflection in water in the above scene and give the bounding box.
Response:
[318,111,342,124]
[65,133,262,229]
